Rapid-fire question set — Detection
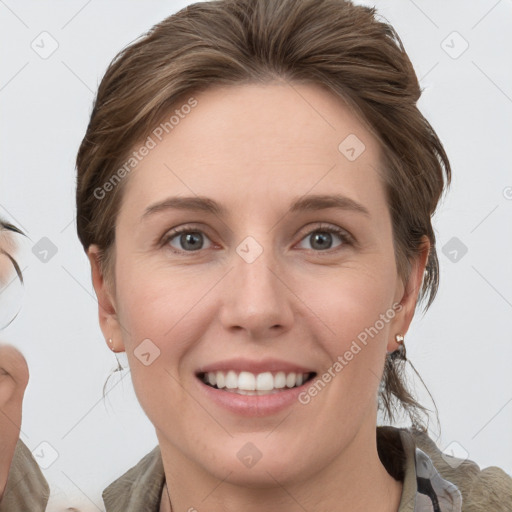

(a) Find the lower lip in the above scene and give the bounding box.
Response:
[196,377,313,417]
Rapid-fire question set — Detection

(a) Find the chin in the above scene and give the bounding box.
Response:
[191,436,317,488]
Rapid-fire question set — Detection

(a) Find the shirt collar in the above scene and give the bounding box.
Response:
[397,428,462,512]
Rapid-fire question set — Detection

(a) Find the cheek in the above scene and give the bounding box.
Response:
[114,259,214,399]
[303,260,397,343]
[336,278,395,339]
[113,265,200,420]
[115,257,201,338]
[303,261,397,394]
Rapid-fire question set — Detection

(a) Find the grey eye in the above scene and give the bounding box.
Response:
[297,228,346,251]
[167,230,212,252]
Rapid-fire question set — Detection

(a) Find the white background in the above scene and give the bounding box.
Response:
[0,1,511,510]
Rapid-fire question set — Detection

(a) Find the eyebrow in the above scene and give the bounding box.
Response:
[141,193,370,221]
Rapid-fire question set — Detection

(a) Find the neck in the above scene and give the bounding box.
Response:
[158,422,403,512]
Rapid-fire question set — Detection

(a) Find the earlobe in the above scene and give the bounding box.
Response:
[388,236,430,352]
[87,244,124,351]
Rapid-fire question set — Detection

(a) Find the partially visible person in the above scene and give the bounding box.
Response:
[0,220,49,509]
[0,220,26,500]
[0,344,40,505]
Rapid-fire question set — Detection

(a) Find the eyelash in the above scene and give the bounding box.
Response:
[160,223,354,255]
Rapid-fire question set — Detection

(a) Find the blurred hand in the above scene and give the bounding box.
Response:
[0,343,29,502]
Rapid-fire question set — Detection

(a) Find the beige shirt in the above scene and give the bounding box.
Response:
[1,426,511,511]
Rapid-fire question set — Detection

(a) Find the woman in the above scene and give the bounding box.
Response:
[1,0,511,510]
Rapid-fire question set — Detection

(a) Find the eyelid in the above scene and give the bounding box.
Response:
[295,222,355,246]
[158,223,214,250]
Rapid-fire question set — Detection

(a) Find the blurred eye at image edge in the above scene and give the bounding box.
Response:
[0,219,26,332]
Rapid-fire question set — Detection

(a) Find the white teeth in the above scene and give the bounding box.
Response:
[225,370,238,389]
[215,371,225,389]
[238,371,256,390]
[256,372,274,391]
[286,372,297,388]
[274,371,286,389]
[202,370,311,393]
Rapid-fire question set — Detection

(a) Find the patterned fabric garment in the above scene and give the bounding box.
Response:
[2,426,512,511]
[413,447,462,511]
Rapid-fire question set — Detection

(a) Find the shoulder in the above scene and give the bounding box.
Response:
[405,427,512,512]
[0,438,50,512]
[102,444,165,512]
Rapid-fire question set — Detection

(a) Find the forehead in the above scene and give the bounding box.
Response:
[119,82,386,219]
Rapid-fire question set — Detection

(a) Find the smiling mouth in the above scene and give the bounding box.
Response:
[197,370,317,395]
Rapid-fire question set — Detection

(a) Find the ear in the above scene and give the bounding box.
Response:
[87,244,125,353]
[387,236,430,352]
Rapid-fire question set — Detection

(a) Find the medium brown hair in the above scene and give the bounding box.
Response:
[77,0,450,429]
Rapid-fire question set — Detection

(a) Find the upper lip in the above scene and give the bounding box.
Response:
[196,358,316,376]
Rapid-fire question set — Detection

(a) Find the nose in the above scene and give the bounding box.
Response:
[218,238,294,340]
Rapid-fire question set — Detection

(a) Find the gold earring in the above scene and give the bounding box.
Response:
[395,334,404,345]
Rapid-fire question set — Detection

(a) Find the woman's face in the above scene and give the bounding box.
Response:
[89,82,426,485]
